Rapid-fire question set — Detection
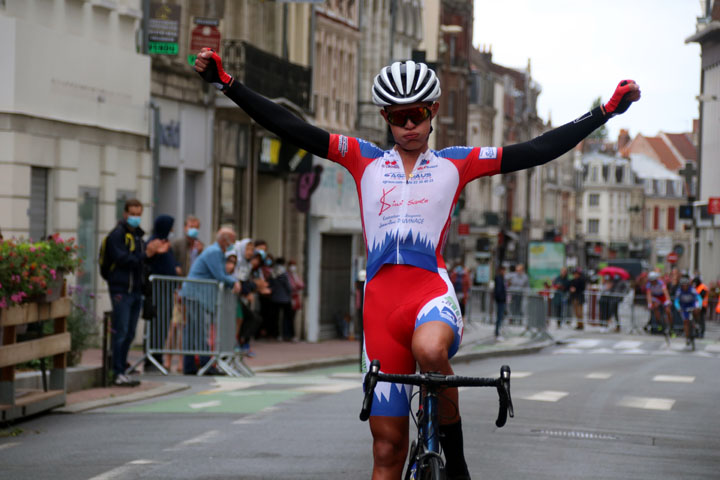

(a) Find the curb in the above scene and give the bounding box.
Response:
[252,355,360,373]
[54,382,191,414]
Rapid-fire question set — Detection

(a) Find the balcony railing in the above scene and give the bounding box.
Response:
[222,40,312,111]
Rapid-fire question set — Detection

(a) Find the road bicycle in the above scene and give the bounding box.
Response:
[648,298,673,346]
[360,360,514,480]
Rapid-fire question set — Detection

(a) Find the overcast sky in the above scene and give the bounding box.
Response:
[472,0,704,141]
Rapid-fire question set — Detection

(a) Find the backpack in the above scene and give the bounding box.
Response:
[98,230,136,280]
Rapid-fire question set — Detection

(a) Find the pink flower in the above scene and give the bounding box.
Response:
[0,298,6,309]
[30,246,36,252]
[41,264,47,269]
[10,293,23,303]
[50,269,57,280]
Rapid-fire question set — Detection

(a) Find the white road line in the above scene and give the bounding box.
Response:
[653,375,695,383]
[295,383,358,393]
[189,400,222,409]
[589,348,615,354]
[569,339,601,349]
[510,371,533,378]
[180,430,220,446]
[694,351,715,358]
[613,340,643,349]
[87,460,159,480]
[586,372,612,380]
[522,391,568,402]
[0,442,20,451]
[705,344,720,353]
[618,396,675,411]
[553,348,583,354]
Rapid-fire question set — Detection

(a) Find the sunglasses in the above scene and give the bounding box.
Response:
[384,106,432,127]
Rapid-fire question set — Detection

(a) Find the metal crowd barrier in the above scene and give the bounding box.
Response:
[129,275,254,377]
[465,286,640,336]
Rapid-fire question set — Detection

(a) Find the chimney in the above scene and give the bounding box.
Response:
[617,129,631,151]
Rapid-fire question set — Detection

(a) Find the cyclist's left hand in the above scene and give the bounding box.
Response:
[604,80,641,117]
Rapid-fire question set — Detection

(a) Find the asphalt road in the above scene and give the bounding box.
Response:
[2,333,719,479]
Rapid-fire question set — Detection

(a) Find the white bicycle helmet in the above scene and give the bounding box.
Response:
[648,271,660,281]
[372,61,441,106]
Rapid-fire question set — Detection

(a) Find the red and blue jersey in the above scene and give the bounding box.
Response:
[327,134,502,281]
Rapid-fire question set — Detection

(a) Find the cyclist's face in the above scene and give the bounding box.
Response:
[381,102,438,151]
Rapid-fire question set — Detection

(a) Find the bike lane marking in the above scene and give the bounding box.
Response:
[87,459,161,480]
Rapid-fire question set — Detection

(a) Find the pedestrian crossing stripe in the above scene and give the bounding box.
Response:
[586,372,612,379]
[522,390,568,402]
[653,375,695,383]
[618,396,675,411]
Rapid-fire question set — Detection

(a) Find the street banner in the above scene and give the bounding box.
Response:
[528,242,565,290]
[709,197,720,215]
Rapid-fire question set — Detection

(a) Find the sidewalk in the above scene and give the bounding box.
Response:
[53,320,573,413]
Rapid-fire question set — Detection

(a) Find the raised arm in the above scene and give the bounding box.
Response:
[194,48,330,158]
[501,80,641,174]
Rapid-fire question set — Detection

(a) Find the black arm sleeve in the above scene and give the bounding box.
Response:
[501,106,608,174]
[224,81,330,158]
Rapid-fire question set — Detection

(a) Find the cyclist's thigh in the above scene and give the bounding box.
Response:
[414,269,463,358]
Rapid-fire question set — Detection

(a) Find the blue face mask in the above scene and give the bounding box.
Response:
[127,216,141,228]
[187,228,199,239]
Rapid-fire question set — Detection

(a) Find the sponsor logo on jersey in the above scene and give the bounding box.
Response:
[338,135,348,157]
[383,159,400,168]
[478,147,497,159]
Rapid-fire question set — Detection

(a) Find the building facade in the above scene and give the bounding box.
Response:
[0,0,150,316]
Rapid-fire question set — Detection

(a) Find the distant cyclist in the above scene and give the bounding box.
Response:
[646,271,673,336]
[674,276,702,348]
[194,48,640,480]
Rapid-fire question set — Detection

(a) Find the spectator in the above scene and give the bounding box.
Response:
[181,227,241,375]
[105,198,167,386]
[172,215,204,276]
[551,267,571,327]
[507,264,529,323]
[230,239,269,355]
[693,277,708,338]
[610,273,627,332]
[288,260,305,340]
[270,258,295,341]
[449,263,471,316]
[569,269,586,330]
[493,265,507,341]
[143,214,180,370]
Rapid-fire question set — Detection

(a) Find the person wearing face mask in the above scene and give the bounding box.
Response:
[172,215,204,276]
[104,198,168,386]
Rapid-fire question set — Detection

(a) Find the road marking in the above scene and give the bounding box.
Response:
[523,390,568,402]
[705,344,720,353]
[511,371,533,378]
[87,460,159,480]
[295,383,358,393]
[618,396,675,411]
[653,375,695,383]
[189,400,222,409]
[694,351,715,358]
[589,348,615,354]
[180,430,220,446]
[0,442,20,451]
[570,339,601,349]
[586,372,612,380]
[613,340,643,349]
[553,348,583,354]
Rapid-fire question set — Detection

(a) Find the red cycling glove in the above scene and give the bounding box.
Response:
[604,80,637,117]
[195,48,233,91]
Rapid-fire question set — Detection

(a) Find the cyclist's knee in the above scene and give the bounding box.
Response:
[412,339,451,372]
[371,426,408,468]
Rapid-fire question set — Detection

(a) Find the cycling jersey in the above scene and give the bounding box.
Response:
[326,134,501,281]
[673,287,701,316]
[646,280,668,303]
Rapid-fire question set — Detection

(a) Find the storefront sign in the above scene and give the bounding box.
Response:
[148,3,181,55]
[528,242,566,290]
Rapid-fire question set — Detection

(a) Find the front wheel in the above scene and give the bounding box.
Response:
[419,456,446,480]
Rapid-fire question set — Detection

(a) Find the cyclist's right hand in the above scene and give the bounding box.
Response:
[194,48,234,91]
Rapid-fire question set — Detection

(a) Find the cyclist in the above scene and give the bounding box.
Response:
[646,271,673,337]
[194,48,640,480]
[674,275,702,348]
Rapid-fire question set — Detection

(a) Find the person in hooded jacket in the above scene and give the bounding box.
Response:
[143,214,181,370]
[105,199,168,385]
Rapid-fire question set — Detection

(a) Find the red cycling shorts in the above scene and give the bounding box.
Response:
[362,264,463,417]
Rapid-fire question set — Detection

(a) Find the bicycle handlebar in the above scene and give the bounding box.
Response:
[359,360,514,427]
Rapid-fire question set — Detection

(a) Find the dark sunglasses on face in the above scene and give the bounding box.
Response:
[384,106,432,127]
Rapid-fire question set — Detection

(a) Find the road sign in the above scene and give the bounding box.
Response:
[148,2,180,55]
[709,197,720,215]
[190,24,221,53]
[667,252,678,264]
